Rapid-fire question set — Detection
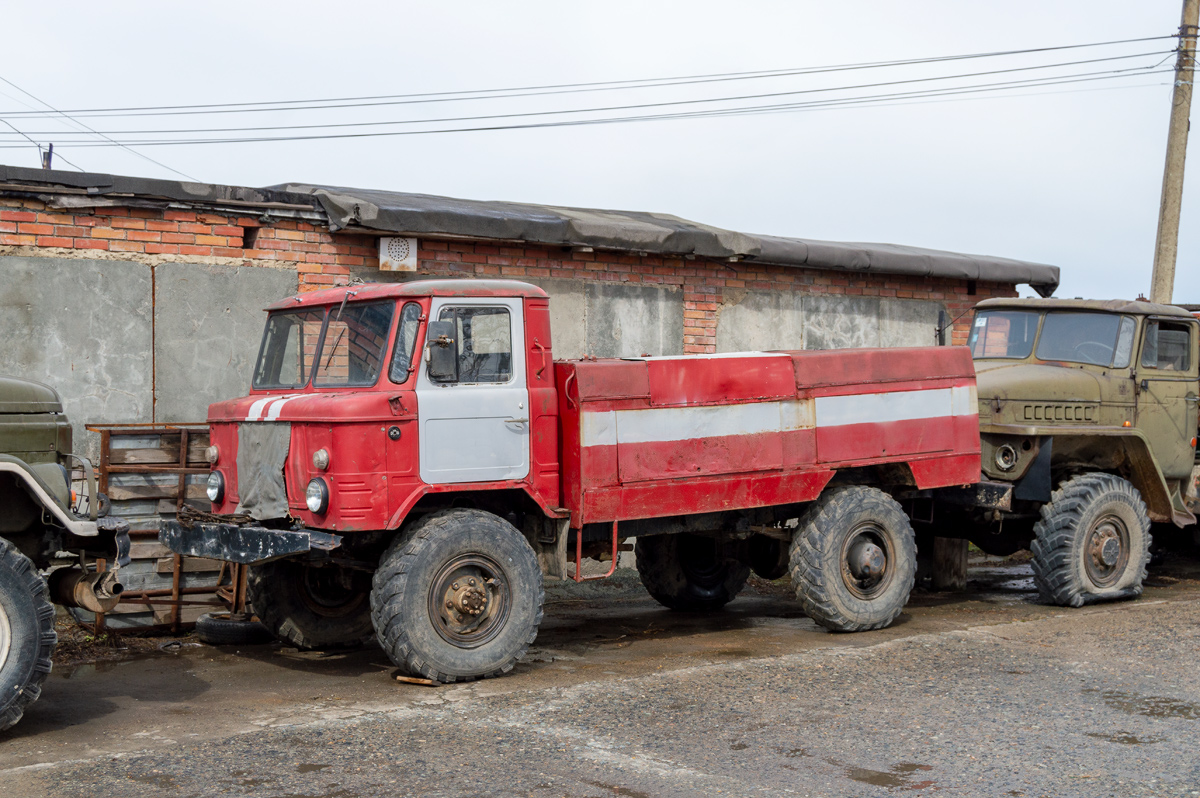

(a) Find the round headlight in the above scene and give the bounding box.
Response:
[312,448,330,471]
[205,445,220,465]
[206,471,225,503]
[306,478,329,514]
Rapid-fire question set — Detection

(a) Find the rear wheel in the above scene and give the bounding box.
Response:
[790,486,917,632]
[1030,473,1150,607]
[248,560,375,649]
[0,539,56,732]
[371,509,544,683]
[635,533,750,611]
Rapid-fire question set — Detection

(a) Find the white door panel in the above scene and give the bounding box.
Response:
[417,297,530,484]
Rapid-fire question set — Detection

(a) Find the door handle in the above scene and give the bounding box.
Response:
[504,417,529,424]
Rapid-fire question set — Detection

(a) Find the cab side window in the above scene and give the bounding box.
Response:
[1141,321,1192,371]
[436,306,513,383]
[388,302,424,384]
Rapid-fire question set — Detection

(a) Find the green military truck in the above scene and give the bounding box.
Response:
[0,376,130,732]
[933,298,1199,606]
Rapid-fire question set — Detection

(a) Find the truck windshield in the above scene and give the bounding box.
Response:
[313,301,396,387]
[1035,312,1127,366]
[253,308,326,389]
[969,310,1039,359]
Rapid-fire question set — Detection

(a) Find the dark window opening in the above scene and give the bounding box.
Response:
[1141,321,1192,371]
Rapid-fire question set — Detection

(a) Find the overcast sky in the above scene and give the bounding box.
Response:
[1,1,1196,301]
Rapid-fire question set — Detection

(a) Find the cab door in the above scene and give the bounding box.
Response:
[1136,317,1200,480]
[414,297,530,484]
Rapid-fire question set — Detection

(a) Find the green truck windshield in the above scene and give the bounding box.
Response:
[970,309,1136,368]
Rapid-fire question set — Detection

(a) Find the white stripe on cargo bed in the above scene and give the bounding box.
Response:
[580,386,975,447]
[814,385,976,427]
[582,400,814,447]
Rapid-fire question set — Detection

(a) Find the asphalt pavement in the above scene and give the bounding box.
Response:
[2,555,1199,798]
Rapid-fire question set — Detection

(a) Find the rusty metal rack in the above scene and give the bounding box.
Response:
[85,423,248,634]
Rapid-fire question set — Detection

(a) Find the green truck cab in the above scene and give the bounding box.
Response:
[0,376,130,732]
[936,298,1199,607]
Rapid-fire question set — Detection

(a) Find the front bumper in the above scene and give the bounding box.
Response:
[66,515,132,567]
[159,520,342,565]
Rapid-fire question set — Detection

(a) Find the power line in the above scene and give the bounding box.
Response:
[0,67,1169,150]
[0,50,1171,140]
[0,118,85,171]
[0,75,199,181]
[0,35,1176,121]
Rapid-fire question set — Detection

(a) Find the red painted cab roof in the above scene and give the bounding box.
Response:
[265,279,549,310]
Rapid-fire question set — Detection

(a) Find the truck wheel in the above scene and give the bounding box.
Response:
[247,560,375,649]
[370,509,544,683]
[0,539,56,732]
[1030,473,1151,607]
[635,533,750,611]
[790,486,917,632]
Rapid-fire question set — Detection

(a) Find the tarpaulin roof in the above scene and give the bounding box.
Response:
[0,164,1059,294]
[280,184,1059,295]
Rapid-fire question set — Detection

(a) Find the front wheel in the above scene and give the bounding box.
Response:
[1030,473,1150,607]
[248,560,375,649]
[790,486,917,632]
[370,509,544,683]
[0,539,56,732]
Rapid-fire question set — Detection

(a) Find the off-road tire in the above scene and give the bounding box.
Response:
[790,486,917,632]
[635,533,751,611]
[370,509,544,683]
[195,612,272,646]
[0,539,56,733]
[248,560,375,649]
[1030,473,1151,607]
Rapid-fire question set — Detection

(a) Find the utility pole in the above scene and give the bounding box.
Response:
[1150,0,1200,304]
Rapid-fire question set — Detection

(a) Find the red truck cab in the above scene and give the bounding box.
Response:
[163,279,980,683]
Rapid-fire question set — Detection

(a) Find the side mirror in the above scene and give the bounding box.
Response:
[426,320,458,382]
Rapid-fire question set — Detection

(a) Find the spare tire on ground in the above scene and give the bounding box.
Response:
[195,612,272,646]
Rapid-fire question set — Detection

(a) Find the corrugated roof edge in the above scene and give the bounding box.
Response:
[0,163,1059,294]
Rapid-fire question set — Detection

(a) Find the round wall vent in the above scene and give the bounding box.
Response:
[386,237,411,262]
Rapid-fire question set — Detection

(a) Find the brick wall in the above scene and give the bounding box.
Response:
[0,196,1016,352]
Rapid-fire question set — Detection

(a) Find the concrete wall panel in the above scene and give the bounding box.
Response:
[716,289,943,352]
[153,263,298,422]
[0,256,153,452]
[585,282,683,358]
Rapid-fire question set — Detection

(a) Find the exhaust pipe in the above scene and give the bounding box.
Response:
[49,569,124,613]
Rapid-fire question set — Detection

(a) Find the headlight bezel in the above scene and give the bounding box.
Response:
[206,471,225,503]
[306,478,330,515]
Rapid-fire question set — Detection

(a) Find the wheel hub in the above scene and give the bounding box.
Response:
[1084,516,1130,588]
[0,599,9,672]
[447,577,490,617]
[839,523,894,600]
[847,541,885,580]
[429,555,511,649]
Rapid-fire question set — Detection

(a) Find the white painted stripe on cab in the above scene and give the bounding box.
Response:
[265,395,302,421]
[246,396,276,421]
[814,387,977,428]
[578,386,975,447]
[245,394,298,422]
[581,400,814,447]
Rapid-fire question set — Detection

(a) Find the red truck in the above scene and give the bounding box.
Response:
[161,279,980,682]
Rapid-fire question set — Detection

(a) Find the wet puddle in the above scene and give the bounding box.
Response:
[842,761,934,790]
[297,763,333,773]
[1085,688,1200,720]
[1085,731,1162,745]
